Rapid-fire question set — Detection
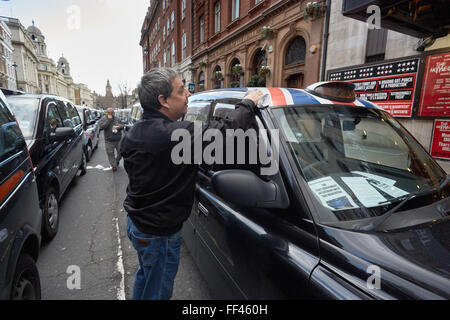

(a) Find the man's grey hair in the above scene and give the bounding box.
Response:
[138,68,178,110]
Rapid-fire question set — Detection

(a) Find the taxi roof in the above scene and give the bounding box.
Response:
[189,84,380,110]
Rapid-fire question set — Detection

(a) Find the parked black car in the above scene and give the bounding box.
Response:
[0,90,42,299]
[182,82,450,299]
[76,105,100,161]
[3,90,86,240]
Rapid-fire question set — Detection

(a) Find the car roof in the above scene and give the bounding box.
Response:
[2,90,73,104]
[190,86,380,110]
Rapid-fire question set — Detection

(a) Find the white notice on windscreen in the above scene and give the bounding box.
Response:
[341,177,387,208]
[351,171,396,186]
[352,171,408,198]
[308,177,358,211]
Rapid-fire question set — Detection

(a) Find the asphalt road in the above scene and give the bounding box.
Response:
[36,133,212,300]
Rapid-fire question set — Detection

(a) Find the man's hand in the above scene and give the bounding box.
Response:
[244,89,264,106]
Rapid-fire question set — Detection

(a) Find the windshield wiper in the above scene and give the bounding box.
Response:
[360,175,450,231]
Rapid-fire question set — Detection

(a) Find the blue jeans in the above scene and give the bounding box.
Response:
[126,216,182,300]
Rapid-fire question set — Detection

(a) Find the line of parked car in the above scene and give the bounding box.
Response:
[0,88,103,299]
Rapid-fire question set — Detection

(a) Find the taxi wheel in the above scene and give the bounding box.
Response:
[86,143,92,162]
[42,187,59,241]
[79,152,87,176]
[10,254,41,300]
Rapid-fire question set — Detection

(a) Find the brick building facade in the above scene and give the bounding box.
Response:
[141,0,326,92]
[140,0,194,88]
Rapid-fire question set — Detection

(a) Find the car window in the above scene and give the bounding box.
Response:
[56,100,74,128]
[184,102,211,124]
[46,103,63,128]
[76,107,85,123]
[4,96,39,139]
[189,99,262,175]
[86,110,93,123]
[0,99,25,163]
[67,103,82,127]
[213,101,237,120]
[44,103,63,145]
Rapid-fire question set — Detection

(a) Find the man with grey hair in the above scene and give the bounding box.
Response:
[121,67,263,300]
[99,108,124,171]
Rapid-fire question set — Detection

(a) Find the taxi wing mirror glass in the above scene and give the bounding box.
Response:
[212,170,289,209]
[52,127,74,142]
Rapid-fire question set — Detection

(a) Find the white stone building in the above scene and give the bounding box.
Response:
[0,19,17,90]
[2,17,39,93]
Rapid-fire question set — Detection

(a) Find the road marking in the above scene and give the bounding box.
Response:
[86,164,112,171]
[113,217,126,300]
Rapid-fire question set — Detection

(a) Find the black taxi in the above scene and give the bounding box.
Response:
[4,91,86,240]
[182,82,450,300]
[0,90,41,299]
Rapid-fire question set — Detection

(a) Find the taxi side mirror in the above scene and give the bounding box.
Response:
[212,170,289,209]
[51,127,74,142]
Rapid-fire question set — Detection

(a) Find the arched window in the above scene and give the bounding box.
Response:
[198,71,205,91]
[285,36,306,66]
[212,66,223,89]
[230,58,243,88]
[252,49,266,76]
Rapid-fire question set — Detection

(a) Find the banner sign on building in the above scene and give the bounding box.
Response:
[328,58,420,117]
[418,52,450,117]
[430,119,450,160]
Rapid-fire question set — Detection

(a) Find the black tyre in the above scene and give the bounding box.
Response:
[79,152,87,176]
[10,254,41,300]
[42,187,59,240]
[85,143,93,162]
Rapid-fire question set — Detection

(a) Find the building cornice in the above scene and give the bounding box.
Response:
[140,1,159,46]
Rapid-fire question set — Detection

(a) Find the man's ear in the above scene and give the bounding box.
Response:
[158,94,169,109]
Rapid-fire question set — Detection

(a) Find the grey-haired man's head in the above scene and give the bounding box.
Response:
[138,68,179,110]
[138,68,191,121]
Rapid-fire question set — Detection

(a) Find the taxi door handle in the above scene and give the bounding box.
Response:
[198,203,209,217]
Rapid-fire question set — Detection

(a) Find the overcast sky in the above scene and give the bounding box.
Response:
[0,0,149,95]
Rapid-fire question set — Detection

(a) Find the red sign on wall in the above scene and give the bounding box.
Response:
[353,74,416,117]
[430,120,450,160]
[418,52,450,117]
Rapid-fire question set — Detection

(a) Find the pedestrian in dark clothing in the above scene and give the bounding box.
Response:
[99,108,123,171]
[121,67,263,300]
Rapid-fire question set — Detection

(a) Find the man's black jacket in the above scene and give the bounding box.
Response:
[121,99,257,236]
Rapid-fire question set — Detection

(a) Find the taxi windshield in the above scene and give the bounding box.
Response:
[6,97,40,140]
[272,105,448,225]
